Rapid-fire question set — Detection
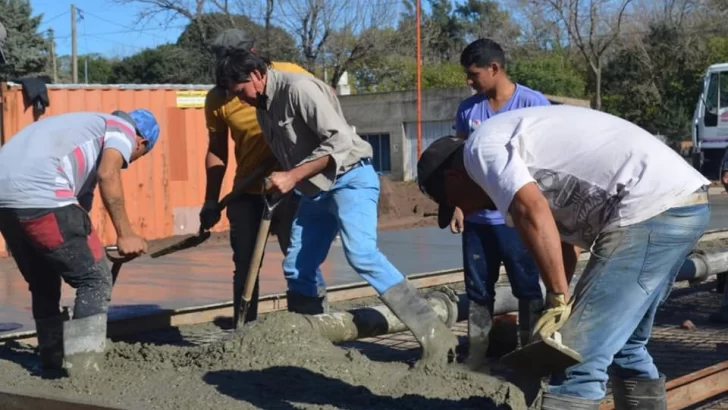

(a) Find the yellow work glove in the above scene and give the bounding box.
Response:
[531,293,573,342]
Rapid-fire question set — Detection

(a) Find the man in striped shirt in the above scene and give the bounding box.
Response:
[0,109,160,376]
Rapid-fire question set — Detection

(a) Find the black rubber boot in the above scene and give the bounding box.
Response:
[611,374,667,410]
[518,298,545,348]
[380,279,459,367]
[63,313,107,377]
[287,291,329,315]
[464,301,492,370]
[541,392,602,409]
[34,314,66,370]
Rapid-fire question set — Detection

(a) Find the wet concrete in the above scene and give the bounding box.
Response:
[2,192,728,336]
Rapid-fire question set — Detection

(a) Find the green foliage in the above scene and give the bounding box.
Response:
[108,45,198,84]
[0,0,49,81]
[509,51,585,98]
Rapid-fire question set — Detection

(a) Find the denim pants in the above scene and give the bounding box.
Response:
[227,192,300,321]
[0,204,112,320]
[548,203,710,400]
[462,221,543,310]
[283,162,405,296]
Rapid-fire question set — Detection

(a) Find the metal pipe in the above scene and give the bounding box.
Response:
[305,250,728,344]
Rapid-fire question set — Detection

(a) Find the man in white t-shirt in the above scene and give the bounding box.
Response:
[417,105,710,409]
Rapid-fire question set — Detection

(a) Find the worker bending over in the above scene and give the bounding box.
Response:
[200,29,314,324]
[214,49,459,366]
[0,109,160,376]
[418,105,709,409]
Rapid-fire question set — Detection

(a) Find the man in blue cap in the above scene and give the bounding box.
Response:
[0,109,160,377]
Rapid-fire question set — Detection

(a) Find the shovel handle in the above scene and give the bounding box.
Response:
[242,218,273,303]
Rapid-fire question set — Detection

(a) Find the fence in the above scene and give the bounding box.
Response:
[0,82,230,257]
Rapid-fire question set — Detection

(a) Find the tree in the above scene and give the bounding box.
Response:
[56,54,116,83]
[520,0,633,110]
[0,0,49,81]
[455,0,522,49]
[275,0,395,86]
[109,44,199,84]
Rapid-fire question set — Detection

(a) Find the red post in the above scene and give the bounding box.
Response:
[415,0,423,159]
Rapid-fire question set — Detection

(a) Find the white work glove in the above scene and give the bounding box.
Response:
[531,292,573,342]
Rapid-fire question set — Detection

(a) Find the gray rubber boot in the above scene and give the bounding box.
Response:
[35,314,66,370]
[611,374,667,410]
[518,298,545,348]
[464,301,492,370]
[62,313,107,377]
[380,279,459,367]
[287,291,329,315]
[541,392,602,409]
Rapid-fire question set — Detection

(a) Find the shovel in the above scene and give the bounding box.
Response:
[104,245,139,286]
[499,331,583,378]
[234,185,287,331]
[147,157,279,259]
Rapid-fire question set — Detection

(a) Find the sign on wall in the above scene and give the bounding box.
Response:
[175,90,207,108]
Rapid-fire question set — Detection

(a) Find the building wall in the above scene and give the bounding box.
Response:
[339,86,590,181]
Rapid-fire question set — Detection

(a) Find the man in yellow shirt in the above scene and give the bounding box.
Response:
[200,29,316,327]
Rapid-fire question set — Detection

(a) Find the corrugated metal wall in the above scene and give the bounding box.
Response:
[0,83,236,257]
[403,120,456,181]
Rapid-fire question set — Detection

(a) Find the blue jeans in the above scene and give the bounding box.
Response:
[548,203,710,400]
[283,162,405,296]
[462,221,543,310]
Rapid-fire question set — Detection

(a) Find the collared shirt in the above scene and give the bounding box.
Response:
[205,61,311,194]
[256,69,373,196]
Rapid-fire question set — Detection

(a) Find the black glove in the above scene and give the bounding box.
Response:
[199,200,221,230]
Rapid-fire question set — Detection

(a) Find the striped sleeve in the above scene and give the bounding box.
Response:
[103,118,137,168]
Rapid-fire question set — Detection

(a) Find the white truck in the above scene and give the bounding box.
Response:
[692,63,728,179]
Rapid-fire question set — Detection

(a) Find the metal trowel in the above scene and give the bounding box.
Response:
[499,331,583,378]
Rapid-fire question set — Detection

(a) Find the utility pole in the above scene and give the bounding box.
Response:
[71,3,78,83]
[48,28,58,83]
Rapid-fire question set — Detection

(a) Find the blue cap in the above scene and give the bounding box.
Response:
[129,109,160,151]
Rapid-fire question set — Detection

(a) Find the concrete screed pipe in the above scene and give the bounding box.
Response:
[304,250,728,344]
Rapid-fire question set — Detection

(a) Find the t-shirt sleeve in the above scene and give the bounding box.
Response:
[455,101,469,134]
[103,117,136,168]
[205,88,229,133]
[463,126,536,216]
[524,90,551,107]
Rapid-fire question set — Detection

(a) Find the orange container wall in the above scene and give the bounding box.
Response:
[0,83,238,257]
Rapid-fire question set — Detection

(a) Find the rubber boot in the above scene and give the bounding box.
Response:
[611,374,667,410]
[518,298,545,348]
[464,301,492,370]
[34,314,66,371]
[287,291,329,315]
[541,392,601,409]
[380,279,459,367]
[62,313,107,377]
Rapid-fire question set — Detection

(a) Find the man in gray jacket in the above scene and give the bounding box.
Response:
[214,49,458,366]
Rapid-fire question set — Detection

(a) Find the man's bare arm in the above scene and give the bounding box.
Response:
[509,182,570,298]
[97,149,134,237]
[204,130,228,202]
[290,155,331,183]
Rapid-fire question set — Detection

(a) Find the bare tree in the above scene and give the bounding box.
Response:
[522,0,633,109]
[275,0,395,86]
[113,0,212,42]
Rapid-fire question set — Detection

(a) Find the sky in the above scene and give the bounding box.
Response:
[33,0,187,58]
[31,0,452,58]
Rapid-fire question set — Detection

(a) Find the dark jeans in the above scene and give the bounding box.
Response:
[227,192,300,323]
[0,205,111,320]
[462,221,543,311]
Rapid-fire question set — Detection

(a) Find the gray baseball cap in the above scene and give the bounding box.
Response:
[211,29,254,58]
[0,22,7,64]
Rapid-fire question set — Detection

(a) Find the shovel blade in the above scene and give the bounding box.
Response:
[499,336,583,378]
[149,231,212,259]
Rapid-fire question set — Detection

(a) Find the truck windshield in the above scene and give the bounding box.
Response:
[704,70,728,126]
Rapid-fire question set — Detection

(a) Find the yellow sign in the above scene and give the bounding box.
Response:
[175,90,207,108]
